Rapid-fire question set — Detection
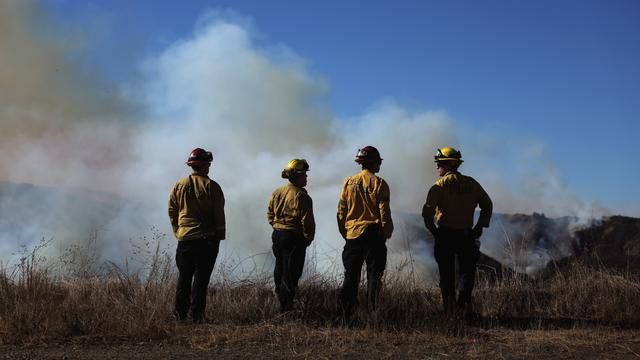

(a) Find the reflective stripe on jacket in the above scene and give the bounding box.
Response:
[337,169,393,240]
[168,173,226,241]
[267,183,315,243]
[422,170,492,230]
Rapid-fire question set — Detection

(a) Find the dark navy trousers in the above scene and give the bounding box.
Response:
[434,227,480,313]
[174,238,220,321]
[272,230,307,312]
[338,226,387,318]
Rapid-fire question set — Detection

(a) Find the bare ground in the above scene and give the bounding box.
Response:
[2,323,640,360]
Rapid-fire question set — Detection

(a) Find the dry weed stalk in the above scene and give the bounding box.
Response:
[1,236,639,345]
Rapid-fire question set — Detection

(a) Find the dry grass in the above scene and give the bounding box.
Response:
[1,238,639,350]
[477,263,640,325]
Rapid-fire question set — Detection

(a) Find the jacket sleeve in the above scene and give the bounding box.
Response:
[336,178,349,239]
[212,182,226,240]
[475,181,493,228]
[300,194,315,243]
[378,179,393,239]
[422,185,439,236]
[168,184,179,237]
[267,192,275,227]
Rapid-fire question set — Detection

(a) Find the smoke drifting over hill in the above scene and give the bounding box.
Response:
[0,1,137,193]
[0,3,609,275]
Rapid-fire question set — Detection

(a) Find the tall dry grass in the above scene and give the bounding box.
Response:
[1,237,639,345]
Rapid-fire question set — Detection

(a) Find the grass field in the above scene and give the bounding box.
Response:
[1,240,639,359]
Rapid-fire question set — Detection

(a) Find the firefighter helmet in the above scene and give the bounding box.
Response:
[355,146,383,164]
[186,148,213,166]
[281,159,310,179]
[434,147,463,163]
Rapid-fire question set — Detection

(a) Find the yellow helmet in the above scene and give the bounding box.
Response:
[281,159,310,179]
[434,147,463,163]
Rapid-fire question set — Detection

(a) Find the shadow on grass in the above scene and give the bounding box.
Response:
[473,316,640,330]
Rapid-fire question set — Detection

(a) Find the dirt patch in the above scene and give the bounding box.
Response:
[2,325,640,360]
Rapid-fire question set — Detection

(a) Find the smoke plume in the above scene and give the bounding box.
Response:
[0,5,608,277]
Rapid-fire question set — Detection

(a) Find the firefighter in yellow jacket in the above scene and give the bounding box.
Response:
[337,146,393,319]
[267,159,315,312]
[422,147,492,317]
[168,148,225,323]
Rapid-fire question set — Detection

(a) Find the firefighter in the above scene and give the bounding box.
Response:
[421,147,492,318]
[168,148,226,323]
[337,146,393,320]
[267,159,315,312]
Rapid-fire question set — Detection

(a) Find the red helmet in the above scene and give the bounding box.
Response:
[355,146,382,164]
[186,148,213,166]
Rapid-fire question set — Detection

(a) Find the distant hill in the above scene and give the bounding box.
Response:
[0,180,150,261]
[3,180,638,277]
[393,212,527,281]
[544,216,640,275]
[395,211,640,277]
[482,213,640,276]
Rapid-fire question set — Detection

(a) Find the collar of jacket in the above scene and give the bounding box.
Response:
[190,172,210,179]
[287,182,307,193]
[442,170,460,177]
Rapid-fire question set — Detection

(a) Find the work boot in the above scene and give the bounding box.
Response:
[191,311,209,324]
[334,305,355,327]
[192,316,208,324]
[457,301,481,323]
[464,310,481,323]
[280,296,294,313]
[173,310,188,322]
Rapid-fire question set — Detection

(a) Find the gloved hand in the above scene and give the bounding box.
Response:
[305,238,313,247]
[472,226,483,239]
[430,227,441,241]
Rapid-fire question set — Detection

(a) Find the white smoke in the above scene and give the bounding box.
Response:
[120,15,458,275]
[0,6,612,277]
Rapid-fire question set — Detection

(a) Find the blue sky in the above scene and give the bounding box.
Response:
[43,0,640,215]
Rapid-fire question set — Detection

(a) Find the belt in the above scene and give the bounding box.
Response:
[438,226,471,231]
[180,231,216,241]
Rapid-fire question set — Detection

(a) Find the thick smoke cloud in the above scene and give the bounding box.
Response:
[0,0,140,262]
[128,14,457,275]
[0,0,135,192]
[0,5,608,277]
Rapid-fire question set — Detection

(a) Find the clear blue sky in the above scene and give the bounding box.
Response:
[44,0,640,215]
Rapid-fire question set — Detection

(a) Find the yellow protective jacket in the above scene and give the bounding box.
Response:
[267,183,315,243]
[337,169,393,240]
[168,173,226,241]
[422,170,492,230]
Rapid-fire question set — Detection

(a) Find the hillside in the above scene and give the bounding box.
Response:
[398,211,640,277]
[550,215,640,275]
[2,180,639,278]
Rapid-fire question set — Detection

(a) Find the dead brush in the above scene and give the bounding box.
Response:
[0,238,66,342]
[59,239,177,339]
[1,236,640,345]
[545,261,640,323]
[207,277,279,324]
